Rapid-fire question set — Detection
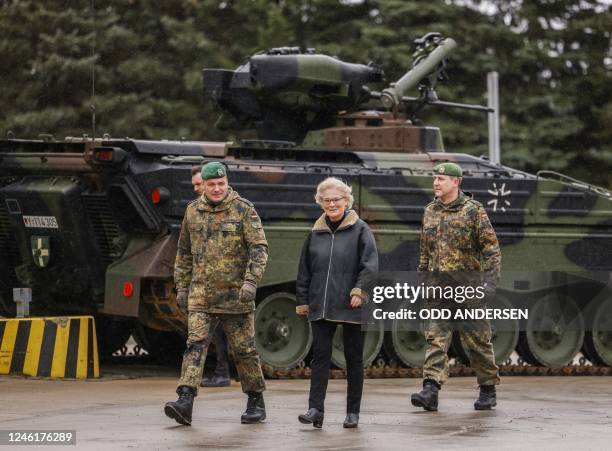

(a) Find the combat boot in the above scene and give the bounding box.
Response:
[164,386,195,425]
[201,374,231,387]
[411,379,440,411]
[241,392,266,423]
[474,385,497,410]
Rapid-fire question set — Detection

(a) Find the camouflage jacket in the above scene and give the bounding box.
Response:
[174,187,268,313]
[417,191,501,287]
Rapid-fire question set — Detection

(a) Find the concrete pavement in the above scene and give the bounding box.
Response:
[0,371,610,450]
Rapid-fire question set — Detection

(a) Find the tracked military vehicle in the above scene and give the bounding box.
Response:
[1,33,611,371]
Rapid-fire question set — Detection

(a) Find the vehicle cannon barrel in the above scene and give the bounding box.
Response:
[380,35,456,109]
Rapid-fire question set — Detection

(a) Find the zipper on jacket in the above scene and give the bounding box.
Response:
[321,232,335,320]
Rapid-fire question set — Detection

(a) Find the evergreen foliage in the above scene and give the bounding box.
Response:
[0,0,609,187]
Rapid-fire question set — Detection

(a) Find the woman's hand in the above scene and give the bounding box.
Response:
[296,305,309,316]
[350,295,363,308]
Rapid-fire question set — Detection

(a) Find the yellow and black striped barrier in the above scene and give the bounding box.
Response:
[0,316,99,379]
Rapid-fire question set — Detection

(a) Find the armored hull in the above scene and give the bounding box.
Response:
[1,136,611,369]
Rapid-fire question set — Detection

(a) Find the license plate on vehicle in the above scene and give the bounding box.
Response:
[22,215,59,229]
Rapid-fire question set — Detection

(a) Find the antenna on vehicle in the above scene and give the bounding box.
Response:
[90,0,96,140]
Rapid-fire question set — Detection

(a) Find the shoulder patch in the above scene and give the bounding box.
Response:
[235,196,254,208]
[466,199,483,209]
[186,198,201,212]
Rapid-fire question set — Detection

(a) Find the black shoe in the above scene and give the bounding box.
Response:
[474,385,497,410]
[298,408,324,428]
[201,374,231,387]
[411,379,440,412]
[343,413,359,428]
[241,392,266,423]
[164,386,195,425]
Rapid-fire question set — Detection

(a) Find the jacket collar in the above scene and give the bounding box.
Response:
[196,187,238,212]
[312,209,359,233]
[433,190,472,211]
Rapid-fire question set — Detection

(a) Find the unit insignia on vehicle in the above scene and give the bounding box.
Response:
[31,235,51,268]
[487,182,512,212]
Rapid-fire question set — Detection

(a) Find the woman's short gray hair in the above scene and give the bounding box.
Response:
[315,177,354,209]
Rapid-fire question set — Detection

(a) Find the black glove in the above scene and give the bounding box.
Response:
[176,289,188,314]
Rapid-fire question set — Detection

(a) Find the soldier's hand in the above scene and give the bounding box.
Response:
[176,289,188,314]
[296,305,309,316]
[350,295,363,308]
[239,281,257,302]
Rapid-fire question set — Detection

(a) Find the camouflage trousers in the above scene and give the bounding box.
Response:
[422,318,500,386]
[178,311,266,395]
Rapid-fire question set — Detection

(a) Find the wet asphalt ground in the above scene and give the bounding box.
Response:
[1,367,611,450]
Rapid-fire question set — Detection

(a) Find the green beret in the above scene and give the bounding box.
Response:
[201,161,227,180]
[433,162,462,177]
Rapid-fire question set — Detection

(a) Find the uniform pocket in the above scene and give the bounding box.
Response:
[220,220,243,253]
[189,223,205,254]
[221,220,242,233]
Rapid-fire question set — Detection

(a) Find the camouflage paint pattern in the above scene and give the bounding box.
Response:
[178,311,265,395]
[423,318,500,386]
[174,187,268,314]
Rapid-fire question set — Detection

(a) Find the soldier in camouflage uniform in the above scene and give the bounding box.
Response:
[411,162,501,412]
[191,165,232,388]
[164,161,268,426]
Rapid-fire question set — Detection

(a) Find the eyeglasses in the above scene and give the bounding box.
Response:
[322,196,345,205]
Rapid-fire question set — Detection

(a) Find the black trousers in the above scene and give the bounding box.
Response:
[308,320,365,414]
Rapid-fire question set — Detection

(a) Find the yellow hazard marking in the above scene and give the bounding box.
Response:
[76,318,89,379]
[50,319,70,378]
[22,318,45,376]
[1,316,98,379]
[0,320,19,374]
[92,319,100,378]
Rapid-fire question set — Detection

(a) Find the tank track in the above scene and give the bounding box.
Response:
[106,338,612,376]
[262,362,612,379]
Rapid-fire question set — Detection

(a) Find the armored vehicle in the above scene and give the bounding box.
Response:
[1,34,611,370]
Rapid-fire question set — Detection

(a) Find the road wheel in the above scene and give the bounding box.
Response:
[451,294,519,365]
[331,321,384,369]
[582,297,612,366]
[255,292,312,368]
[383,310,427,367]
[516,293,584,367]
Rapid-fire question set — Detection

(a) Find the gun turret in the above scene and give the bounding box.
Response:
[203,48,383,142]
[202,33,457,144]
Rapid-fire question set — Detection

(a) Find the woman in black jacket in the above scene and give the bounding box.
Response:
[296,177,378,429]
